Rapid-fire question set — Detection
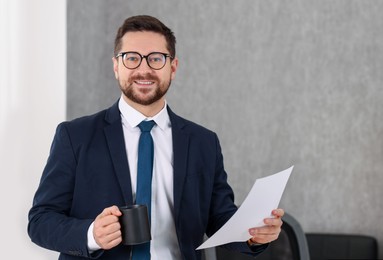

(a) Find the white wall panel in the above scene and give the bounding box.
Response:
[0,0,66,258]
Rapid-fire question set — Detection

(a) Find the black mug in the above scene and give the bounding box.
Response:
[119,205,151,245]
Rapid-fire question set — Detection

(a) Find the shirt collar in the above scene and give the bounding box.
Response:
[118,96,170,130]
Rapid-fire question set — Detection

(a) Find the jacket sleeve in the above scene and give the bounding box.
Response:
[27,123,97,258]
[208,133,268,257]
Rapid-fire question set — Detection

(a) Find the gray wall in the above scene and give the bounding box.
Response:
[68,0,383,257]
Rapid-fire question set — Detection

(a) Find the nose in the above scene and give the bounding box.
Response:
[136,57,152,72]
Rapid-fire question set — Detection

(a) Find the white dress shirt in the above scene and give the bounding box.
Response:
[87,97,181,259]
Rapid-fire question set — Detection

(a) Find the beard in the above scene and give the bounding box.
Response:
[118,73,171,106]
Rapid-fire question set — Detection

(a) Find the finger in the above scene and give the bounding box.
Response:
[96,228,122,250]
[95,214,120,229]
[98,205,122,219]
[250,232,280,244]
[94,222,122,249]
[248,218,283,236]
[103,235,122,250]
[249,226,280,236]
[264,217,283,227]
[94,217,121,234]
[271,208,284,218]
[95,206,122,227]
[249,226,281,244]
[101,221,121,234]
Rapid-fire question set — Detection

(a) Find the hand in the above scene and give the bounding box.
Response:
[248,208,284,244]
[93,205,122,250]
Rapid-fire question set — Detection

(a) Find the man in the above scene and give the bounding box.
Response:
[28,15,284,259]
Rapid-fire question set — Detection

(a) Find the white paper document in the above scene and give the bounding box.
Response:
[196,166,293,250]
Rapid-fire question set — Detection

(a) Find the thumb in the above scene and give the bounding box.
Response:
[98,205,122,218]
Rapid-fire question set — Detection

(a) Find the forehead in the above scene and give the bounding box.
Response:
[120,31,168,53]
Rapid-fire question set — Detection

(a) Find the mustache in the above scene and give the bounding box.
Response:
[130,73,159,81]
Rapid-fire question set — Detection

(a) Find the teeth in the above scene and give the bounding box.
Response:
[136,81,153,85]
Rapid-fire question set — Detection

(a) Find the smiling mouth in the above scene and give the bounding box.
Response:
[135,80,154,86]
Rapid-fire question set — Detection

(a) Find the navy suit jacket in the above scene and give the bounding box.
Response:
[28,101,266,259]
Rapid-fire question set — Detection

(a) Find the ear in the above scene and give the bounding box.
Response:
[170,57,179,80]
[112,56,119,79]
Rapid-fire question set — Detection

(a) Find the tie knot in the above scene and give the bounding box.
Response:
[138,120,155,132]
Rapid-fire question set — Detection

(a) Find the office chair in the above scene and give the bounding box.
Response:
[212,212,310,260]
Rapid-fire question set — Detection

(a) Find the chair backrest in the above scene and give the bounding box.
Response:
[306,233,378,260]
[211,212,310,260]
[255,212,311,260]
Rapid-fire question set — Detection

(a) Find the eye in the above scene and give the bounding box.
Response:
[124,55,139,62]
[122,52,141,62]
[152,57,162,62]
[148,54,165,63]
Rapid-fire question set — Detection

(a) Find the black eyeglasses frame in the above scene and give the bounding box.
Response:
[115,51,174,70]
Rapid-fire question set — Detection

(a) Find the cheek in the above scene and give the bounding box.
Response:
[117,70,133,82]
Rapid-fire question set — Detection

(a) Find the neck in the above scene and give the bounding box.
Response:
[122,95,165,117]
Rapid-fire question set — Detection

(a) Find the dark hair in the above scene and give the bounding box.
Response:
[114,15,176,57]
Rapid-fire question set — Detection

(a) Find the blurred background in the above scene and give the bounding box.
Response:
[1,0,382,259]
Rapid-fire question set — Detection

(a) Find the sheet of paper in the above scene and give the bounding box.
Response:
[196,166,293,250]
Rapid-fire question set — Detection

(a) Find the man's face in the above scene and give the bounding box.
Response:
[113,31,178,107]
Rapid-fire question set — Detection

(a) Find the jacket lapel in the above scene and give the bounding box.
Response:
[104,102,134,206]
[168,107,190,222]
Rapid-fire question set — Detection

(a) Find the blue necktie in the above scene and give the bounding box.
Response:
[132,120,155,260]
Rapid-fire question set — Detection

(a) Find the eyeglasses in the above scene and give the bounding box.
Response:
[115,51,173,70]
